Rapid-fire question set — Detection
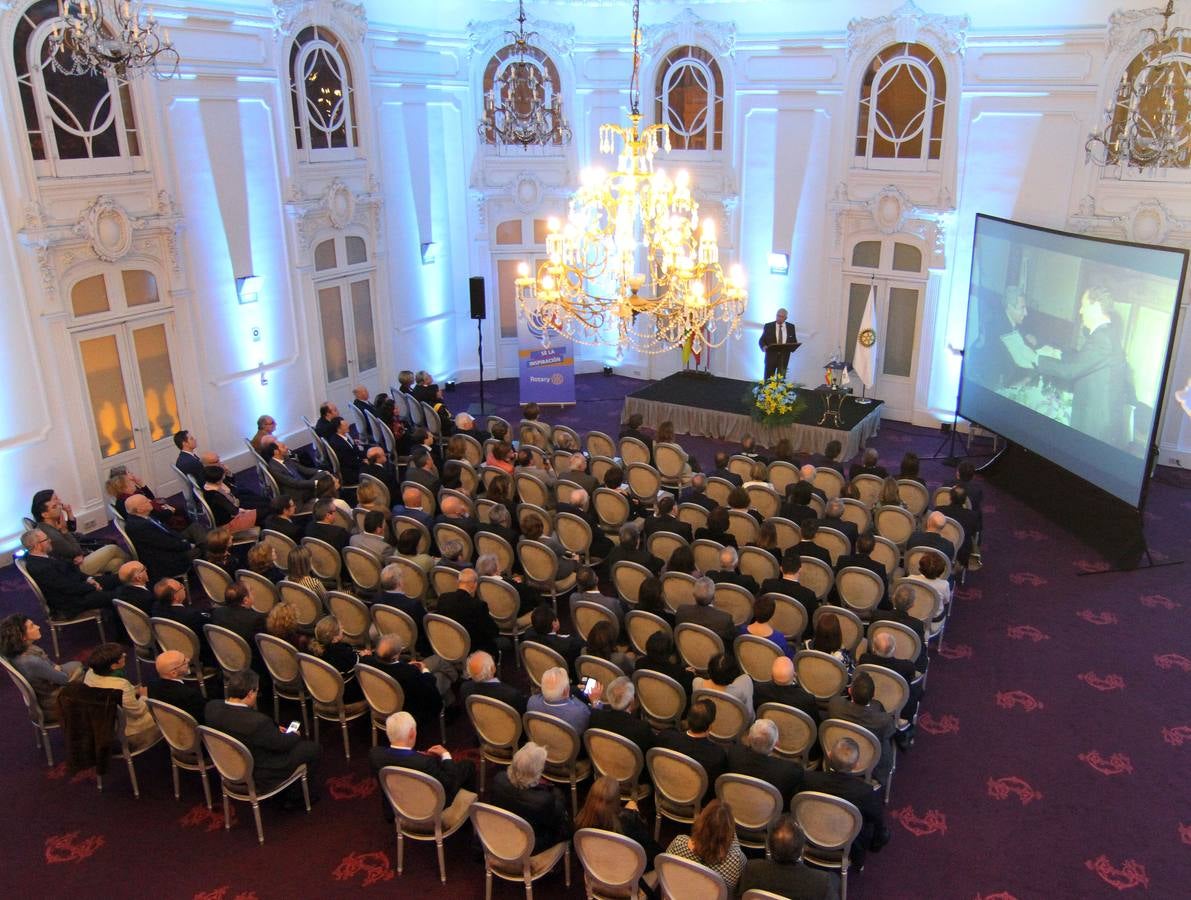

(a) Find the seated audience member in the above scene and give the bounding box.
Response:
[485,441,516,475]
[368,711,476,823]
[909,552,952,622]
[781,480,818,524]
[435,495,479,538]
[437,568,500,655]
[262,495,303,544]
[906,511,955,560]
[202,465,256,532]
[663,543,700,577]
[635,630,694,700]
[459,650,527,714]
[394,528,435,576]
[739,593,793,657]
[570,566,624,626]
[674,576,736,650]
[728,719,804,805]
[20,529,116,617]
[602,524,663,577]
[518,516,576,579]
[742,460,770,489]
[793,520,832,567]
[800,464,828,502]
[748,520,783,564]
[849,447,889,481]
[436,539,469,571]
[203,527,236,577]
[396,369,415,396]
[679,472,718,512]
[664,799,747,894]
[31,488,127,575]
[642,493,694,542]
[361,446,401,503]
[727,486,764,525]
[634,576,671,623]
[874,475,903,510]
[205,670,321,805]
[483,477,519,527]
[618,413,653,452]
[474,552,537,615]
[799,737,891,868]
[314,401,339,439]
[557,488,613,557]
[355,481,390,517]
[263,441,321,506]
[940,484,979,566]
[814,498,859,547]
[106,471,201,540]
[576,774,662,867]
[898,451,927,488]
[523,604,584,672]
[115,560,154,615]
[350,510,394,563]
[363,634,446,730]
[708,545,759,595]
[655,699,727,801]
[352,385,376,421]
[528,666,596,733]
[411,371,436,405]
[405,447,441,496]
[265,602,308,652]
[587,676,653,752]
[694,506,738,548]
[305,499,349,559]
[565,452,600,496]
[827,671,895,784]
[83,642,160,749]
[693,652,754,719]
[738,813,840,900]
[212,581,267,646]
[738,434,768,464]
[583,619,634,675]
[710,451,743,487]
[805,611,852,673]
[286,545,327,599]
[308,616,369,703]
[455,411,490,444]
[475,503,519,549]
[871,585,928,670]
[955,460,985,521]
[148,649,206,724]
[490,742,572,853]
[809,439,847,475]
[376,563,430,655]
[753,656,821,725]
[123,494,201,582]
[1,613,83,719]
[152,576,210,635]
[392,486,435,531]
[858,631,922,720]
[245,543,286,584]
[250,414,277,455]
[835,533,888,599]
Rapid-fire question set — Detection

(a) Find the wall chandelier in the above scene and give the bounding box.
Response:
[1086,0,1190,169]
[515,0,747,355]
[478,0,571,148]
[48,0,180,80]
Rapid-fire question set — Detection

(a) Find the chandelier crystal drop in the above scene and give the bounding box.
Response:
[1086,0,1191,169]
[515,0,747,355]
[478,0,571,149]
[48,0,180,80]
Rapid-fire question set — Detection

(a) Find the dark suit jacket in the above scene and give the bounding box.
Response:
[391,506,435,531]
[738,859,839,900]
[126,514,194,582]
[263,515,302,543]
[834,554,887,588]
[813,517,859,547]
[601,545,663,577]
[674,604,736,653]
[758,578,818,635]
[24,555,109,617]
[149,678,207,724]
[759,320,798,353]
[643,514,694,543]
[849,463,889,481]
[460,678,528,715]
[1035,323,1129,445]
[116,583,155,617]
[588,706,654,753]
[678,489,718,512]
[653,730,726,802]
[368,745,471,816]
[522,629,585,673]
[795,541,832,567]
[799,770,887,859]
[405,466,441,497]
[635,654,694,702]
[377,591,430,656]
[617,426,653,453]
[726,745,804,804]
[204,699,318,785]
[780,502,817,524]
[175,451,204,482]
[153,602,211,641]
[869,609,927,669]
[708,569,758,596]
[326,433,363,485]
[360,461,401,501]
[753,680,820,724]
[693,526,738,549]
[711,467,743,488]
[436,590,499,654]
[906,531,955,560]
[363,658,443,728]
[305,521,349,555]
[433,513,479,537]
[267,458,319,503]
[941,504,980,562]
[489,770,571,854]
[475,522,519,550]
[211,604,267,645]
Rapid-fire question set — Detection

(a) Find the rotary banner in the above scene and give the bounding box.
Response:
[519,343,576,405]
[853,283,879,388]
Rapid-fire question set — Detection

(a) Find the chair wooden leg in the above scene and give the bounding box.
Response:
[273,690,281,724]
[654,809,661,842]
[300,697,311,735]
[252,801,265,844]
[222,791,232,829]
[197,672,208,699]
[564,845,571,887]
[51,624,61,660]
[302,774,311,812]
[96,617,107,643]
[439,710,447,745]
[436,833,446,884]
[341,720,351,759]
[171,760,181,800]
[396,823,405,874]
[485,867,493,900]
[198,760,212,809]
[126,750,140,799]
[479,757,487,794]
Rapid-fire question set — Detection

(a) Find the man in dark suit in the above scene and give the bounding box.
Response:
[835,533,888,601]
[305,499,349,555]
[263,441,321,506]
[377,563,432,656]
[459,651,528,714]
[679,473,718,512]
[152,578,213,664]
[368,711,475,822]
[173,429,204,483]
[205,671,320,803]
[475,504,519,550]
[404,447,441,496]
[363,636,445,733]
[211,582,267,645]
[262,496,303,543]
[490,743,572,854]
[858,631,921,720]
[753,656,820,725]
[780,481,818,524]
[794,521,833,567]
[799,737,891,868]
[587,676,654,753]
[707,546,759,595]
[617,413,653,453]
[325,417,363,486]
[600,524,663,578]
[360,446,400,503]
[391,485,435,531]
[871,585,928,671]
[148,650,207,723]
[906,511,956,560]
[849,447,889,482]
[642,494,694,543]
[569,567,625,628]
[940,485,980,566]
[827,672,895,784]
[455,412,491,445]
[434,495,479,538]
[812,499,859,547]
[115,560,154,616]
[351,385,377,420]
[808,439,846,474]
[710,451,743,487]
[759,551,820,625]
[674,576,737,650]
[436,568,500,655]
[759,307,797,381]
[313,401,339,439]
[738,814,840,900]
[727,719,804,805]
[20,529,116,617]
[654,699,727,803]
[124,494,198,582]
[522,604,585,673]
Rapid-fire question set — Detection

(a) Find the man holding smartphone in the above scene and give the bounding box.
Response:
[527,667,600,734]
[368,712,476,824]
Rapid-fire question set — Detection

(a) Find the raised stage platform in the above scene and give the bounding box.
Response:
[622,373,883,458]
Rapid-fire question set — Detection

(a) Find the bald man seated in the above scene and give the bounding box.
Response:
[123,493,201,582]
[147,650,207,724]
[906,510,956,561]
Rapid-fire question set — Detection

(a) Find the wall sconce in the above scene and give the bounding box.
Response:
[258,360,268,386]
[768,253,790,276]
[420,242,438,265]
[236,275,262,304]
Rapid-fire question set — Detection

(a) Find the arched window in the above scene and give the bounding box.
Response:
[13,0,141,176]
[289,25,358,156]
[480,44,565,146]
[1104,32,1191,169]
[855,42,946,165]
[655,45,724,151]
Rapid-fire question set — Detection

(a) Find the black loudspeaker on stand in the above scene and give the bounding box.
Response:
[469,276,490,416]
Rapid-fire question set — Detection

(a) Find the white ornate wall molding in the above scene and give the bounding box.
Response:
[642,7,737,58]
[1104,4,1182,54]
[829,181,952,268]
[1069,194,1191,245]
[846,0,969,61]
[285,177,382,254]
[466,15,575,59]
[274,0,367,42]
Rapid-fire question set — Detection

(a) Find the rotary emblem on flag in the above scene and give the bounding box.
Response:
[859,328,877,347]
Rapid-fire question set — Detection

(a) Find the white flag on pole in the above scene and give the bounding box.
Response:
[853,283,878,389]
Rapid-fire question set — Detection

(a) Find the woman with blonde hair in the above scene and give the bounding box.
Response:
[307,615,367,702]
[355,481,388,516]
[878,475,904,508]
[204,527,235,576]
[664,799,746,893]
[246,542,285,583]
[265,602,307,650]
[286,545,326,599]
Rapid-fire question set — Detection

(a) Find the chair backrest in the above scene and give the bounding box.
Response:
[583,728,646,790]
[297,652,346,706]
[421,402,443,440]
[431,565,461,598]
[654,853,728,900]
[255,633,301,684]
[869,535,900,578]
[768,517,801,551]
[705,477,734,507]
[198,725,254,786]
[726,510,759,546]
[646,530,689,565]
[793,650,849,700]
[589,455,617,484]
[456,433,485,467]
[277,580,324,626]
[593,488,631,530]
[147,698,202,756]
[379,765,446,826]
[514,471,550,508]
[897,479,930,517]
[855,663,911,719]
[371,604,418,654]
[475,499,498,525]
[516,503,553,537]
[745,484,781,519]
[813,605,864,653]
[875,505,916,545]
[691,540,725,577]
[554,477,577,505]
[151,617,201,662]
[712,582,754,627]
[813,527,850,566]
[758,702,818,760]
[551,424,581,452]
[434,522,475,563]
[646,748,709,810]
[392,517,432,555]
[851,474,885,507]
[112,599,154,651]
[524,710,582,768]
[356,665,405,719]
[477,577,521,628]
[766,460,799,493]
[236,569,279,614]
[519,640,567,690]
[632,669,687,728]
[734,633,783,682]
[572,601,618,643]
[586,430,616,458]
[799,556,835,601]
[691,688,749,742]
[738,547,779,585]
[555,513,593,557]
[867,620,922,663]
[715,772,784,835]
[893,577,944,622]
[465,694,524,752]
[677,503,709,530]
[618,436,651,467]
[576,654,625,689]
[574,828,647,898]
[301,537,341,582]
[626,463,662,502]
[259,530,297,568]
[358,473,391,512]
[471,802,537,868]
[389,556,429,600]
[518,539,561,584]
[906,545,953,581]
[819,718,881,781]
[625,610,672,656]
[836,566,885,617]
[791,791,863,852]
[654,443,690,481]
[674,622,724,672]
[193,559,233,605]
[423,614,470,664]
[0,656,43,727]
[660,572,697,613]
[813,467,846,500]
[611,561,651,607]
[765,592,809,641]
[327,590,371,644]
[400,481,437,515]
[343,547,384,594]
[203,624,252,675]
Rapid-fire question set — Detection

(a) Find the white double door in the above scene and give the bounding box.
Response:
[315,275,381,413]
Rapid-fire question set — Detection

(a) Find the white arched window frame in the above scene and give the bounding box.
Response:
[13,0,142,177]
[288,25,358,161]
[654,45,725,153]
[855,42,946,171]
[479,42,567,150]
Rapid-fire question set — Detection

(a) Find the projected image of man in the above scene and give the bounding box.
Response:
[981,286,1036,388]
[1033,287,1130,446]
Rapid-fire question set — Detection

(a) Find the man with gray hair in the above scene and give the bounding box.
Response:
[588,675,654,752]
[362,633,447,730]
[799,464,828,502]
[907,510,956,561]
[20,529,117,617]
[870,584,927,669]
[367,711,476,824]
[459,650,527,714]
[490,742,571,853]
[599,521,663,577]
[436,568,500,655]
[528,665,597,733]
[566,451,600,495]
[674,575,736,649]
[858,631,921,720]
[799,737,891,867]
[727,718,804,804]
[813,497,858,546]
[679,471,717,512]
[708,545,759,595]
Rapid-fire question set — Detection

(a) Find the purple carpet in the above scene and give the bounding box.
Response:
[3,373,1189,899]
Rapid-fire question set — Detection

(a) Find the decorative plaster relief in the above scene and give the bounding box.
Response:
[829,181,952,269]
[642,7,737,58]
[273,0,367,42]
[286,178,381,252]
[466,16,575,58]
[1070,194,1191,246]
[847,0,969,60]
[74,196,134,262]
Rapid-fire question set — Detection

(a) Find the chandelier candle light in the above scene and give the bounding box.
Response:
[49,0,179,79]
[515,0,748,355]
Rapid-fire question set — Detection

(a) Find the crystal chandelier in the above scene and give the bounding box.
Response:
[478,0,571,149]
[48,0,180,80]
[1086,1,1190,169]
[515,0,747,355]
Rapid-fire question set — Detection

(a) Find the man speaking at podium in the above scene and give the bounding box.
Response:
[759,308,798,381]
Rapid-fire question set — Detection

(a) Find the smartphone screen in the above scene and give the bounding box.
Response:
[578,677,597,695]
[285,721,301,734]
